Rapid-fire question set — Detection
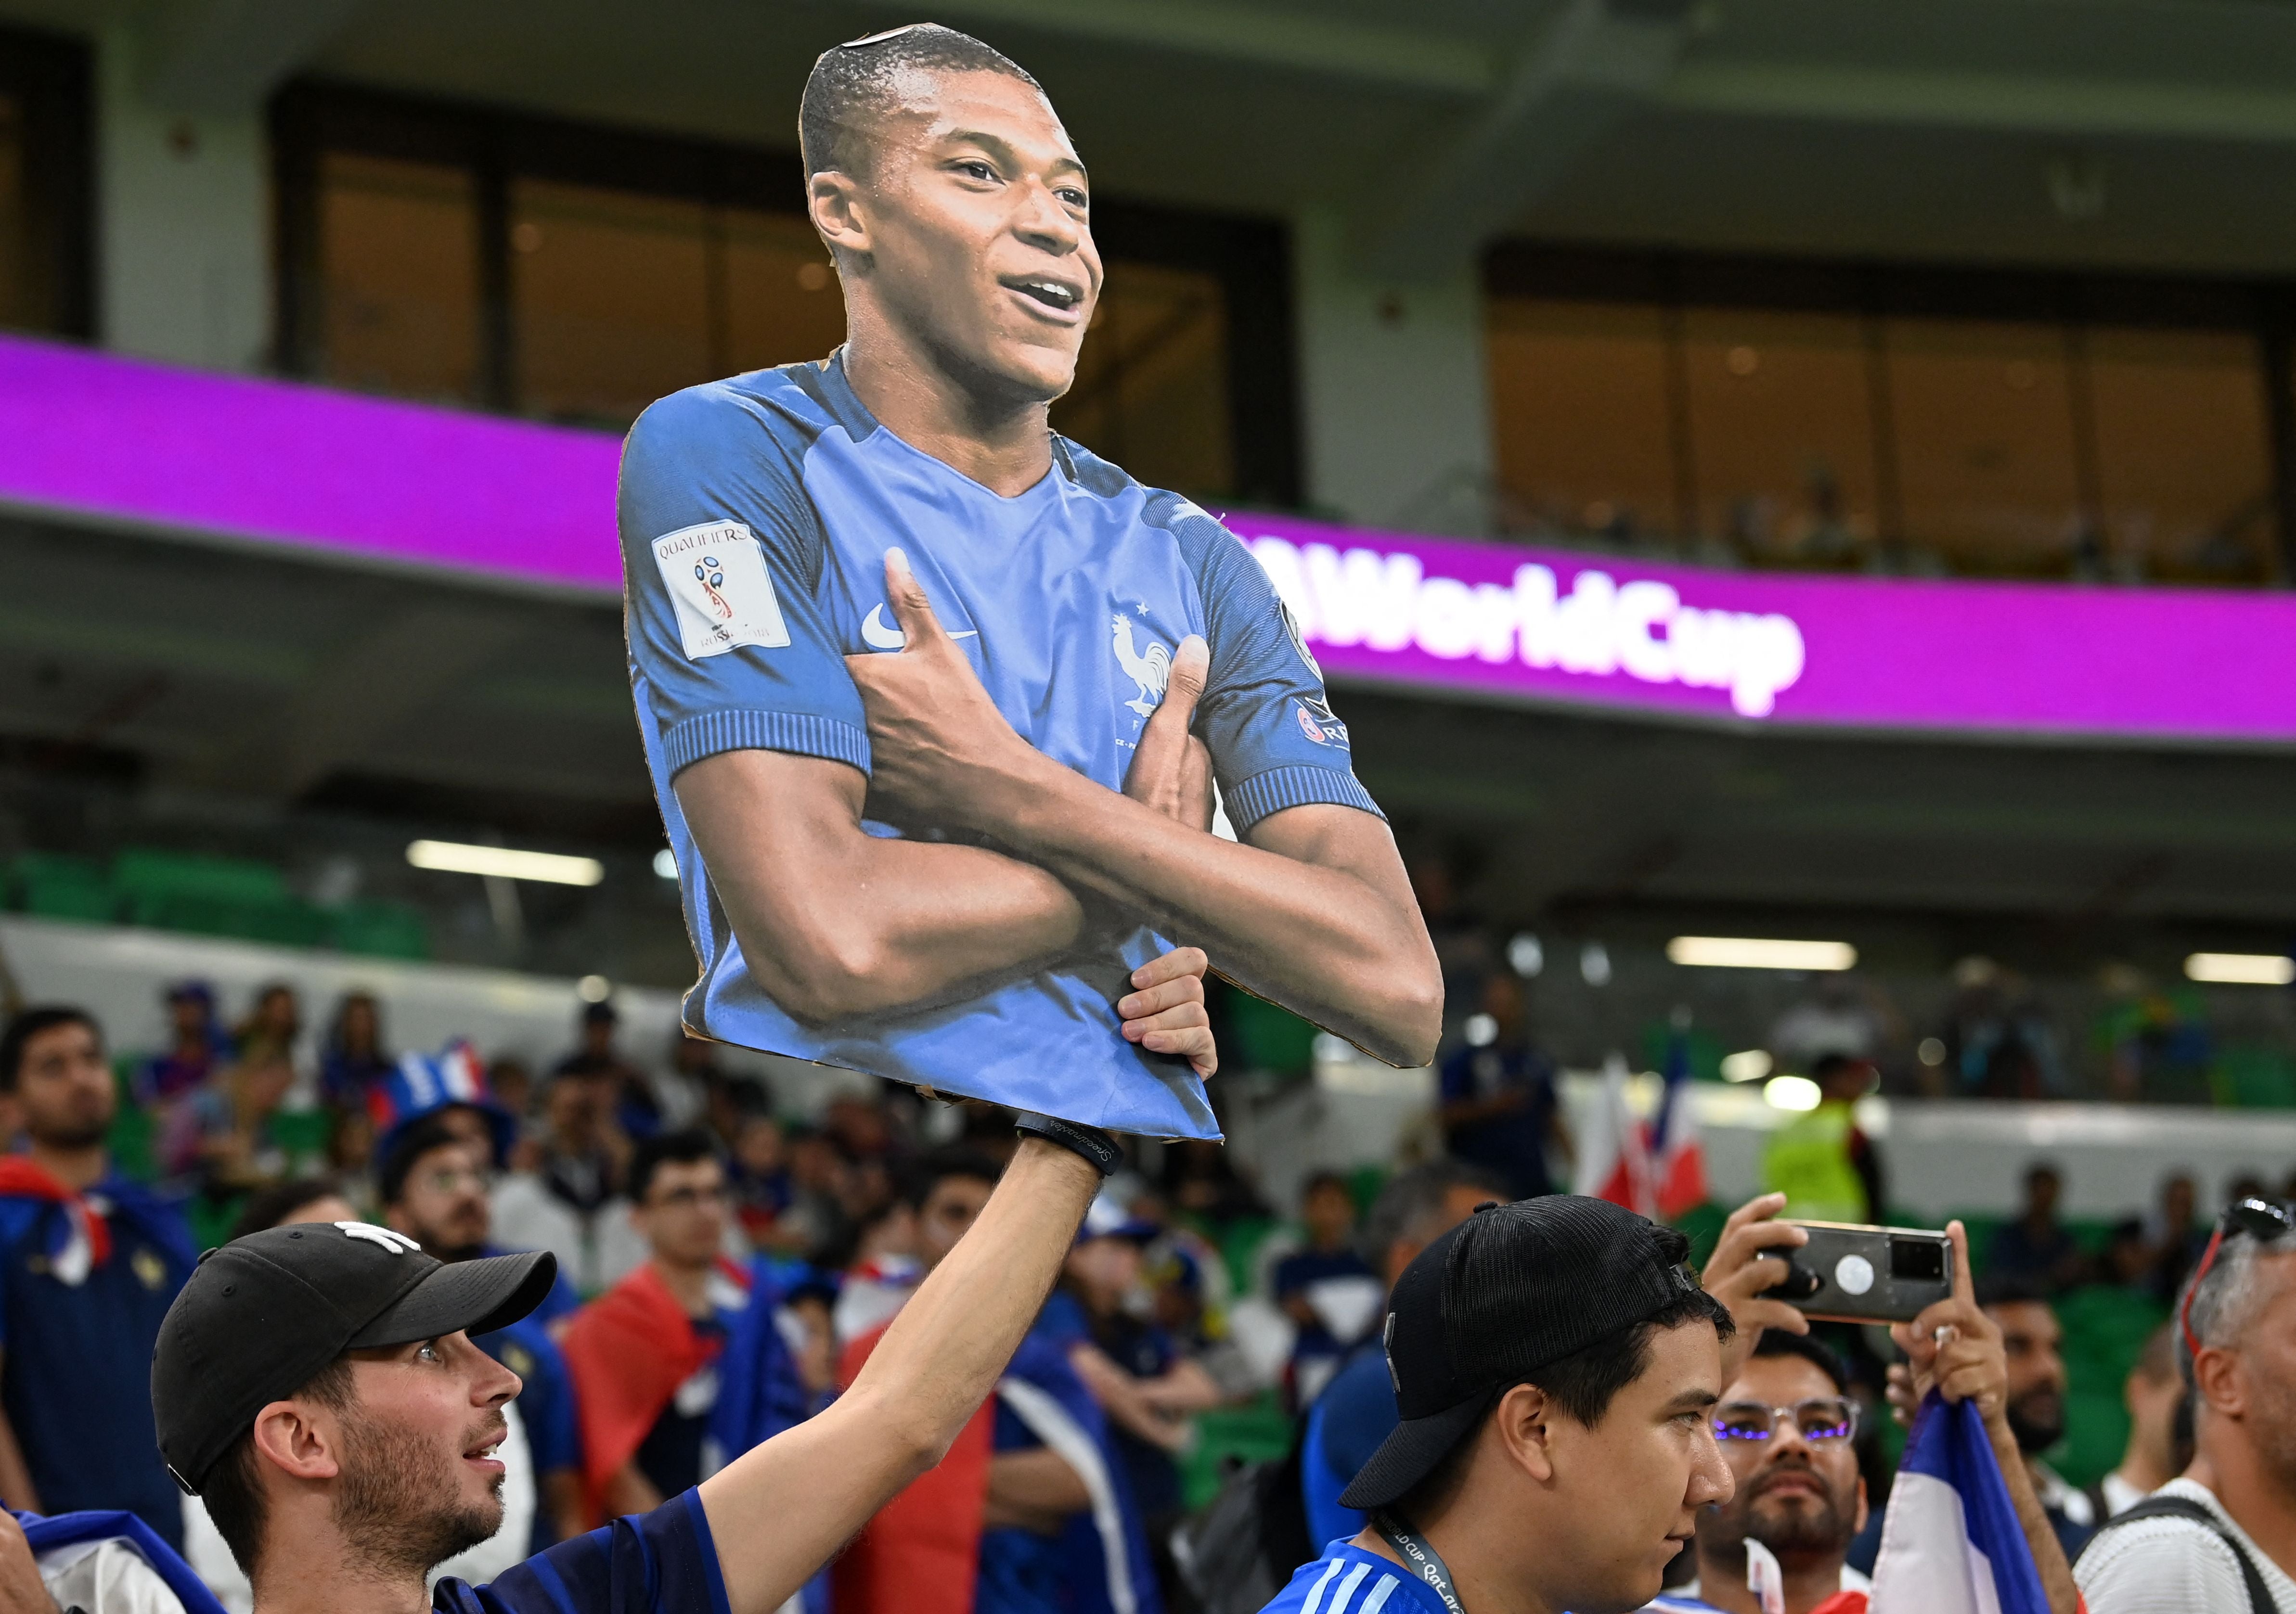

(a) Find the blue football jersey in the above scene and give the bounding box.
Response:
[1256,1543,1440,1614]
[619,353,1380,1138]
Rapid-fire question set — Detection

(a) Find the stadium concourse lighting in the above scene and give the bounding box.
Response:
[1667,936,1857,972]
[1764,1075,1823,1112]
[2185,951,2296,986]
[406,839,605,887]
[653,848,678,880]
[1720,1049,1773,1083]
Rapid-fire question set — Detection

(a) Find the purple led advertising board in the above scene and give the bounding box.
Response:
[0,332,622,594]
[1222,513,2296,743]
[2,331,2291,743]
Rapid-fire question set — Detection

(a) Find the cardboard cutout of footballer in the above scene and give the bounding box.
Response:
[619,25,1441,1138]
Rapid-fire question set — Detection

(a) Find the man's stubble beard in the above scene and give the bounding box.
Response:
[2244,1358,2296,1498]
[333,1405,501,1581]
[31,1114,111,1152]
[1703,1471,1852,1564]
[2005,1388,2065,1455]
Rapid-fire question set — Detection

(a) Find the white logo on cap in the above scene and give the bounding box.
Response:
[337,1222,422,1255]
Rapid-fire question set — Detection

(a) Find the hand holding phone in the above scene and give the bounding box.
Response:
[1773,1220,1955,1323]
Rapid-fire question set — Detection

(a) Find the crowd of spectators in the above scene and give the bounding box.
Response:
[4,974,2296,1614]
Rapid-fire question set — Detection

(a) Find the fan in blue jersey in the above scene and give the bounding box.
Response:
[149,1106,1122,1614]
[1255,1197,1739,1614]
[621,25,1438,1139]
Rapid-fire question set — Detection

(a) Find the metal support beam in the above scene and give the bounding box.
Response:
[1357,0,1697,282]
[181,605,530,798]
[930,0,1496,97]
[140,0,370,115]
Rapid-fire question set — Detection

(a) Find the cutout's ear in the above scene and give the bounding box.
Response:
[810,170,871,264]
[1853,1473,1869,1537]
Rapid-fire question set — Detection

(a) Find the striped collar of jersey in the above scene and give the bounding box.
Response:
[1259,1543,1444,1614]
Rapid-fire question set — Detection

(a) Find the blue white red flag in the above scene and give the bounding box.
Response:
[1869,1392,2050,1614]
[1579,1037,1707,1219]
[1646,1028,1709,1219]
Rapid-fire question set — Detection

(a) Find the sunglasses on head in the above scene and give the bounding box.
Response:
[2179,1197,2295,1361]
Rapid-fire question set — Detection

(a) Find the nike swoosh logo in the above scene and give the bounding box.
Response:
[862,602,976,651]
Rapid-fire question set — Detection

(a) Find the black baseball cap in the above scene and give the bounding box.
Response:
[151,1221,556,1496]
[1339,1194,1711,1512]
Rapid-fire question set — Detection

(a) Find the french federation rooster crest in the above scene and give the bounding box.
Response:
[1111,614,1171,718]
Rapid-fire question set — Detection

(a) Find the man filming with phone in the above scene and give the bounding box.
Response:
[1652,1194,2082,1614]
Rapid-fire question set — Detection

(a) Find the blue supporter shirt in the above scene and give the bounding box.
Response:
[434,1490,729,1614]
[619,352,1381,1139]
[0,1173,194,1548]
[1436,1043,1559,1201]
[1256,1541,1442,1614]
[486,1242,584,1329]
[1299,1343,1395,1553]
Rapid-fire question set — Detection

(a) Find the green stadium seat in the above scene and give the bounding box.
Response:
[112,848,288,906]
[9,853,116,922]
[1217,1216,1278,1297]
[110,848,341,948]
[105,1061,156,1183]
[2213,1046,2296,1110]
[1180,1391,1294,1510]
[2049,1284,2168,1488]
[329,900,431,960]
[1221,986,1319,1076]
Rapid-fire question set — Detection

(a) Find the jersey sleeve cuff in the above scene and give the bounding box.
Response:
[661,708,871,778]
[1225,765,1386,834]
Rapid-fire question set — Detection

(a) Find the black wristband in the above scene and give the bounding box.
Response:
[1012,1111,1124,1177]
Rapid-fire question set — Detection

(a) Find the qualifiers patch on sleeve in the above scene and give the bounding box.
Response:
[653,520,792,659]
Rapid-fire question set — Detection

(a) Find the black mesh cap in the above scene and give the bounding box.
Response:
[151,1221,555,1496]
[1338,1194,1706,1512]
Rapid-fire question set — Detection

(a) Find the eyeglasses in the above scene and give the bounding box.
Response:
[1712,1397,1861,1447]
[2179,1197,2294,1360]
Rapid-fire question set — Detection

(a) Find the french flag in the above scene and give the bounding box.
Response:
[1576,1035,1707,1219]
[1870,1393,2050,1614]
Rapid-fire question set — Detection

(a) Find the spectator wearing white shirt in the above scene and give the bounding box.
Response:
[2077,1199,2296,1613]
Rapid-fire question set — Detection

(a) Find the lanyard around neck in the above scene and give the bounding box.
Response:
[1372,1512,1467,1614]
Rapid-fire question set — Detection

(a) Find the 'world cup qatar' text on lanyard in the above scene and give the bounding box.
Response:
[1373,1513,1468,1614]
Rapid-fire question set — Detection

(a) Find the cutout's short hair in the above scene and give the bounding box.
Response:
[800,23,1042,179]
[200,1356,356,1576]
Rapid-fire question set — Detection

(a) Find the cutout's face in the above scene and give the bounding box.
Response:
[823,67,1100,407]
[1538,1321,1732,1612]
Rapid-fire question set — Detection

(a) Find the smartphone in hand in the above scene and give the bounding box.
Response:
[1773,1220,1955,1322]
